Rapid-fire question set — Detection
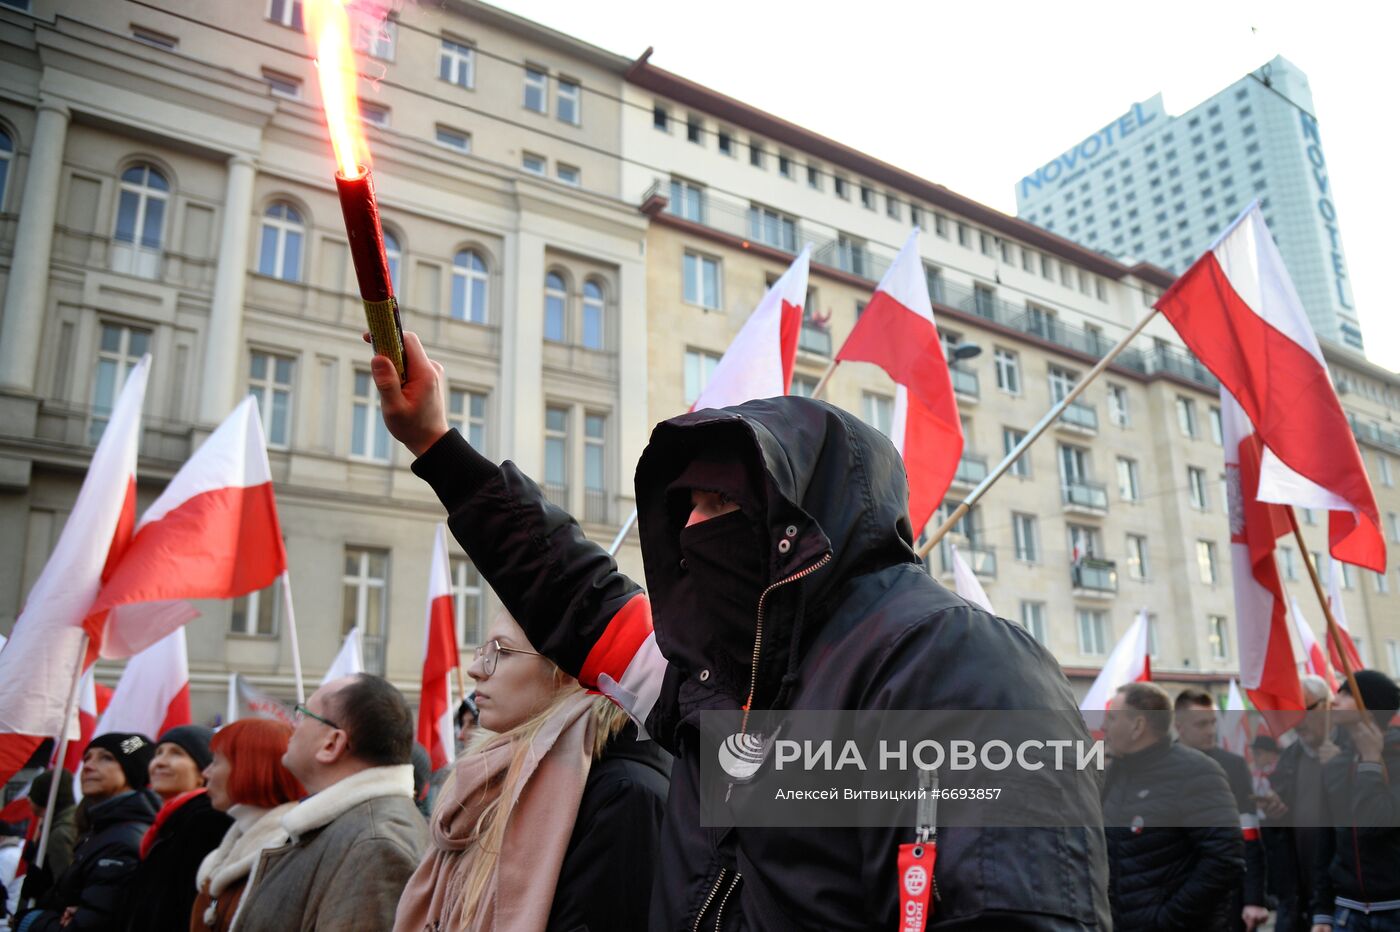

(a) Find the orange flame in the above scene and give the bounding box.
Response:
[303,0,369,179]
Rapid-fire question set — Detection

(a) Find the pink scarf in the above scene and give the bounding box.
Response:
[393,691,597,932]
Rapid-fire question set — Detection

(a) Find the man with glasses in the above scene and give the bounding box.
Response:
[235,673,427,932]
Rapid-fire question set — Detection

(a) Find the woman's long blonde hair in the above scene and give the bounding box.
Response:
[449,662,630,930]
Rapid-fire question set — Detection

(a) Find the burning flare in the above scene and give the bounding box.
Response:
[304,0,369,179]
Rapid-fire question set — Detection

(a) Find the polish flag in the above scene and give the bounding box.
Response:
[1288,598,1337,693]
[691,246,809,411]
[1324,558,1364,674]
[89,396,287,658]
[1080,610,1152,714]
[1221,390,1306,732]
[322,627,364,685]
[1221,679,1253,761]
[1156,204,1385,572]
[949,543,994,615]
[93,626,191,745]
[60,669,100,775]
[836,229,962,536]
[417,524,459,770]
[0,357,150,786]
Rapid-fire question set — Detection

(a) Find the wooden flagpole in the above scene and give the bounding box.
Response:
[1287,508,1367,715]
[810,359,841,401]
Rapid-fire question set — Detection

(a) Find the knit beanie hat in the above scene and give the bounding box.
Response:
[156,724,215,772]
[86,732,156,790]
[1340,669,1400,726]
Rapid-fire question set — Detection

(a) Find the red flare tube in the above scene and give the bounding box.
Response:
[335,167,407,382]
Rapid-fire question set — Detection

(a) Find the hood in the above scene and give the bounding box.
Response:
[85,788,160,830]
[635,396,920,708]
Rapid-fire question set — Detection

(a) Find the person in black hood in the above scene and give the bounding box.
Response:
[371,331,1111,929]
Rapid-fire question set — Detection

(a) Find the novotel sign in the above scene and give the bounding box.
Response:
[1018,95,1167,202]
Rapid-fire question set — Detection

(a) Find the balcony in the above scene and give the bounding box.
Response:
[1055,400,1099,435]
[950,366,979,401]
[952,453,989,487]
[798,322,832,357]
[1351,418,1400,454]
[543,482,570,511]
[1061,479,1109,514]
[583,488,610,525]
[1072,558,1118,598]
[941,543,997,579]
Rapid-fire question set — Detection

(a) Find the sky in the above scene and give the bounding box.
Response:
[487,0,1399,372]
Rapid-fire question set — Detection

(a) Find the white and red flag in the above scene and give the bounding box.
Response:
[1156,204,1385,573]
[1080,609,1152,713]
[1221,679,1253,760]
[1324,557,1364,673]
[417,524,460,770]
[1221,390,1306,731]
[0,356,150,786]
[60,669,105,775]
[323,627,365,685]
[691,245,809,411]
[93,626,191,745]
[89,396,287,658]
[1288,598,1337,693]
[835,229,963,536]
[949,543,994,615]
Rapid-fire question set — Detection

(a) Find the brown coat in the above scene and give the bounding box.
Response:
[188,879,244,932]
[187,802,294,932]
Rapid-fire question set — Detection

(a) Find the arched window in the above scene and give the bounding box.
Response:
[544,271,567,343]
[451,249,488,323]
[112,163,169,277]
[0,130,13,211]
[582,279,605,350]
[383,229,402,295]
[258,202,304,281]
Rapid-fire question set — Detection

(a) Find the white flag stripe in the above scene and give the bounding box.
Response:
[138,396,271,527]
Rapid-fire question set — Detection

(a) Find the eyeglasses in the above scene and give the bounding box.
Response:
[474,638,541,676]
[294,703,340,730]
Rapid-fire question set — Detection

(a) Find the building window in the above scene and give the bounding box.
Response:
[450,556,485,645]
[790,374,818,397]
[779,155,793,179]
[834,176,848,199]
[1047,364,1077,404]
[749,140,765,168]
[267,0,302,30]
[683,252,721,310]
[354,17,395,59]
[232,576,281,636]
[435,125,470,152]
[1375,570,1390,595]
[112,164,170,278]
[1004,428,1030,477]
[683,349,721,406]
[1387,640,1400,677]
[863,392,894,437]
[668,178,706,223]
[451,249,489,323]
[1117,457,1140,502]
[544,271,567,343]
[1020,602,1047,643]
[0,129,11,210]
[1197,540,1218,584]
[1012,512,1039,563]
[249,351,294,448]
[360,103,389,127]
[1041,254,1053,280]
[522,152,547,176]
[91,323,150,444]
[1209,405,1223,445]
[343,547,389,674]
[556,163,580,186]
[653,105,668,131]
[1208,615,1230,661]
[447,388,486,451]
[886,195,900,220]
[382,229,401,294]
[522,66,547,113]
[994,348,1021,394]
[584,413,607,523]
[957,223,971,248]
[924,264,944,304]
[257,202,303,281]
[1077,609,1108,655]
[684,115,703,144]
[748,203,797,251]
[1380,455,1394,487]
[1107,384,1130,427]
[582,279,605,350]
[1188,466,1209,510]
[860,185,876,210]
[1126,534,1149,580]
[806,164,822,190]
[1176,396,1198,438]
[262,68,301,98]
[556,78,580,124]
[1279,545,1297,581]
[544,405,569,506]
[439,38,475,88]
[1389,512,1400,543]
[351,370,390,461]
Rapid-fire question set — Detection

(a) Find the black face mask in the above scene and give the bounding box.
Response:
[664,510,770,698]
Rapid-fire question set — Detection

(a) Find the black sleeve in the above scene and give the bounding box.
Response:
[1222,753,1268,908]
[1157,764,1246,930]
[412,429,645,681]
[57,839,140,932]
[546,773,667,932]
[1310,828,1336,925]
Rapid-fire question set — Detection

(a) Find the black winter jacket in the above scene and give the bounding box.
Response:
[547,722,671,932]
[1199,746,1268,918]
[1312,726,1400,916]
[15,789,158,932]
[119,791,232,932]
[1101,740,1245,932]
[415,396,1112,930]
[1264,737,1332,929]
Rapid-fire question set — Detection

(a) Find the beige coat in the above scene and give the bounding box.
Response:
[232,765,426,932]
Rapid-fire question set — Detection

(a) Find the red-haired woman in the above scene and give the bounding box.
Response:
[189,720,305,932]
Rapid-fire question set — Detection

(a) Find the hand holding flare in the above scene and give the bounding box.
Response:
[304,0,407,381]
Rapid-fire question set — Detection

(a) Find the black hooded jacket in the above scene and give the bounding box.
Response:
[414,396,1111,930]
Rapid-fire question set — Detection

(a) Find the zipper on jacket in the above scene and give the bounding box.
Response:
[739,552,832,735]
[711,870,742,930]
[692,868,729,932]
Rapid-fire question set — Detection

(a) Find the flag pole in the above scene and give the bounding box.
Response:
[38,632,88,870]
[1287,508,1367,715]
[607,508,639,557]
[810,359,841,401]
[281,571,305,704]
[918,307,1161,559]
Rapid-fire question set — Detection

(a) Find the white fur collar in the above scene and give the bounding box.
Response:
[196,803,295,897]
[281,765,414,842]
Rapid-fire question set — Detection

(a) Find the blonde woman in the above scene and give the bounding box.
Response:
[394,613,669,932]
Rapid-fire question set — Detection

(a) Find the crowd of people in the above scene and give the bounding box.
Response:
[0,330,1395,930]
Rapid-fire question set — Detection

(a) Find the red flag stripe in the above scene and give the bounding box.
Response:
[157,682,192,737]
[577,593,654,691]
[778,298,801,392]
